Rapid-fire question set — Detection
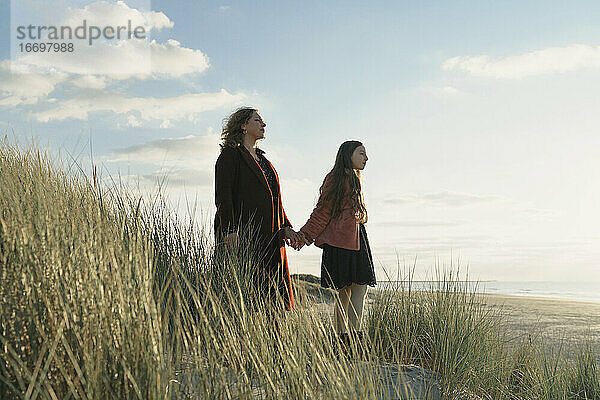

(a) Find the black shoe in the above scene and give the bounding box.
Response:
[353,331,370,359]
[341,331,362,359]
[335,332,350,358]
[357,331,370,347]
[341,332,351,345]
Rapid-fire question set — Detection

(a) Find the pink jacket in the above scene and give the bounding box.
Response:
[300,171,360,251]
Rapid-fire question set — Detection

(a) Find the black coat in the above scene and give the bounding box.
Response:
[214,145,295,310]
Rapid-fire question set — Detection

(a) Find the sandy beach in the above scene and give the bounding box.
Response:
[477,294,600,358]
[294,276,600,361]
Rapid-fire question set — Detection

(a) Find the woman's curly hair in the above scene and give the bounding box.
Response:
[220,107,257,150]
[320,140,368,224]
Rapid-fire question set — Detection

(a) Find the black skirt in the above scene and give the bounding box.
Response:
[320,223,377,290]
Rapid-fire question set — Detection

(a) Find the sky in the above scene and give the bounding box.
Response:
[1,0,599,282]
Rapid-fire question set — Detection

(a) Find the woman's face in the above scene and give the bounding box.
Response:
[242,111,266,141]
[351,145,368,170]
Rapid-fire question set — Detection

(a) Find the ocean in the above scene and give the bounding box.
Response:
[376,281,600,303]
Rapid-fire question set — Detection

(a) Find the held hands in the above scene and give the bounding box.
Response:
[228,228,311,251]
[283,227,301,250]
[283,227,312,251]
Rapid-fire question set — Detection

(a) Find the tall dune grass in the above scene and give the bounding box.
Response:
[1,140,598,399]
[366,268,507,398]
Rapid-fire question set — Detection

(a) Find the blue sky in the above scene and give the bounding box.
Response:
[1,0,599,282]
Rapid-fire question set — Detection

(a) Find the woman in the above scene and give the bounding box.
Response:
[297,141,376,341]
[214,107,300,311]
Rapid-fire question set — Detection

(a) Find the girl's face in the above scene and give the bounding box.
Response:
[351,145,368,170]
[241,111,266,141]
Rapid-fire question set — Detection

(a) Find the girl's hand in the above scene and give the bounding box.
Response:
[283,227,301,249]
[297,231,312,248]
[293,231,306,251]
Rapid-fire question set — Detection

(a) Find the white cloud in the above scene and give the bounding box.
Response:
[373,220,465,227]
[143,167,213,187]
[518,207,557,218]
[149,39,211,77]
[32,89,245,124]
[61,1,173,33]
[442,44,600,79]
[160,119,173,129]
[384,191,503,207]
[102,134,220,201]
[126,114,141,127]
[9,1,207,79]
[422,85,460,97]
[104,133,221,166]
[0,60,68,106]
[0,38,213,107]
[105,172,215,222]
[13,39,209,78]
[71,75,108,89]
[1,1,227,123]
[440,86,459,95]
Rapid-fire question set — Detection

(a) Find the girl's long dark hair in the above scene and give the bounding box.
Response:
[320,140,368,223]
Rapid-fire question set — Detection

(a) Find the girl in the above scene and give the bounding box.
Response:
[298,140,376,342]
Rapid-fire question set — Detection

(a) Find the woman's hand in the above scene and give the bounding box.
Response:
[225,232,239,247]
[283,227,298,248]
